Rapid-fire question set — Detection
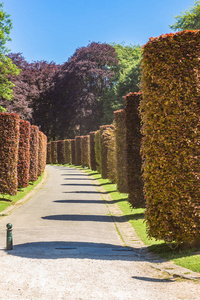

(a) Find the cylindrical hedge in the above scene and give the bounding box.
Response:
[51,141,58,164]
[64,139,72,164]
[140,30,200,245]
[114,109,127,193]
[38,132,47,176]
[75,136,82,165]
[57,140,65,164]
[81,135,90,168]
[89,131,97,171]
[124,92,144,208]
[29,125,39,181]
[71,139,76,165]
[100,125,115,179]
[46,143,51,164]
[106,127,117,183]
[0,113,20,195]
[18,120,31,188]
[95,130,101,173]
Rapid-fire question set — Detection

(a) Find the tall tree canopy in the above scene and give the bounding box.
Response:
[0,3,20,111]
[34,42,118,139]
[170,1,200,31]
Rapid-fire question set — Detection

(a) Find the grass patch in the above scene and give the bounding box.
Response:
[63,164,200,273]
[0,173,45,214]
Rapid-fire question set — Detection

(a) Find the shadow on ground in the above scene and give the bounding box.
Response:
[3,241,149,261]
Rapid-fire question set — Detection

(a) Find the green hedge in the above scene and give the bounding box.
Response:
[18,120,31,188]
[0,113,20,195]
[140,30,200,245]
[100,125,114,179]
[81,135,90,168]
[29,125,39,181]
[51,141,58,164]
[89,131,96,171]
[114,109,127,193]
[124,92,144,208]
[75,136,82,165]
[64,139,72,164]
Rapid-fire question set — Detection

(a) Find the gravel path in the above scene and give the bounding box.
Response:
[0,165,199,299]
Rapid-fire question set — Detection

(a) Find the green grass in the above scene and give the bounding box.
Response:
[0,173,45,214]
[64,164,200,273]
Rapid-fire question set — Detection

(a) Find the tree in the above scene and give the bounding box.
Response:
[0,3,20,111]
[170,1,200,31]
[101,43,142,124]
[34,42,118,139]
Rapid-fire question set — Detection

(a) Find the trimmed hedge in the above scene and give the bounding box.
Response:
[46,143,51,164]
[140,30,200,245]
[51,141,58,164]
[106,127,117,183]
[0,113,20,195]
[124,92,144,208]
[71,139,76,165]
[114,109,127,193]
[64,139,72,164]
[75,136,82,165]
[95,130,101,173]
[29,125,39,181]
[57,140,65,164]
[89,131,97,171]
[38,132,47,176]
[100,125,115,179]
[18,120,31,188]
[81,135,90,168]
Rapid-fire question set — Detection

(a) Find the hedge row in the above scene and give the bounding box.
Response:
[0,113,47,195]
[100,125,114,179]
[140,30,200,245]
[106,127,117,183]
[89,132,96,171]
[38,132,47,177]
[75,136,82,166]
[65,139,72,164]
[81,135,90,168]
[71,139,76,165]
[57,140,65,164]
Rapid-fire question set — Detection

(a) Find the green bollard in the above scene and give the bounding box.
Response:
[6,223,13,250]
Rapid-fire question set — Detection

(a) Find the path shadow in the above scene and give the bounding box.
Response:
[63,191,110,195]
[54,200,104,204]
[61,183,99,187]
[132,276,174,282]
[63,178,97,181]
[61,174,86,177]
[4,241,147,261]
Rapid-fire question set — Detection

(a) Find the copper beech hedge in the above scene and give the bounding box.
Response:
[106,126,117,183]
[51,141,58,164]
[64,139,72,164]
[29,125,39,181]
[0,113,20,195]
[46,143,51,164]
[114,109,127,193]
[81,135,90,168]
[71,139,76,165]
[100,125,114,179]
[57,140,65,164]
[140,30,200,245]
[38,132,47,176]
[18,120,31,188]
[75,136,82,165]
[124,92,144,208]
[94,130,101,173]
[89,131,96,171]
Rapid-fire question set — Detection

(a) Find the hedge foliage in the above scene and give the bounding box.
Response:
[51,141,58,164]
[38,132,47,176]
[89,131,96,171]
[71,139,76,165]
[64,139,72,164]
[114,109,127,193]
[81,135,90,168]
[100,125,114,179]
[18,120,31,188]
[46,143,51,164]
[106,127,117,183]
[124,92,144,208]
[29,125,39,181]
[57,140,65,164]
[95,130,101,173]
[0,113,20,195]
[140,30,200,244]
[75,136,82,165]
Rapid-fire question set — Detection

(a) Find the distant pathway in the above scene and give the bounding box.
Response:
[0,165,199,299]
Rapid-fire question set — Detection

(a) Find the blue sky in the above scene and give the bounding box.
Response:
[3,0,196,64]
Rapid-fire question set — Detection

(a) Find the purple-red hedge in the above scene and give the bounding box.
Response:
[29,125,39,181]
[57,140,65,164]
[81,135,90,168]
[51,141,58,164]
[18,120,31,188]
[46,143,51,164]
[71,139,76,165]
[89,131,96,171]
[100,125,114,179]
[38,132,47,176]
[0,113,20,195]
[64,139,72,164]
[75,136,82,165]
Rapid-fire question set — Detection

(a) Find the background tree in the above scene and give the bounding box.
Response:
[0,3,20,111]
[101,43,142,124]
[170,1,200,31]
